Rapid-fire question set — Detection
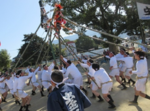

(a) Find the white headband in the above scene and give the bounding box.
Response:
[50,76,68,88]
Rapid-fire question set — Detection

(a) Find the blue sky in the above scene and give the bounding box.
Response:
[0,0,68,59]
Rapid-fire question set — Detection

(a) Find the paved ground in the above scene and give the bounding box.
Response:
[1,56,150,111]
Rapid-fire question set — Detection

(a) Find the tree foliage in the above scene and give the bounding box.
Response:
[0,49,11,71]
[76,34,98,52]
[59,0,150,52]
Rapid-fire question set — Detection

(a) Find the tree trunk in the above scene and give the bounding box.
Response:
[109,44,118,54]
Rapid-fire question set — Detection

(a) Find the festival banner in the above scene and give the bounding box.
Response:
[137,2,150,20]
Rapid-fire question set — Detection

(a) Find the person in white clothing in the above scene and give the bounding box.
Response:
[104,52,127,90]
[61,55,88,95]
[129,51,150,104]
[116,48,127,83]
[5,75,21,104]
[16,70,32,111]
[42,62,54,93]
[0,74,8,102]
[92,63,116,109]
[117,52,135,86]
[78,59,104,101]
[37,67,44,92]
[28,65,45,97]
[17,70,33,111]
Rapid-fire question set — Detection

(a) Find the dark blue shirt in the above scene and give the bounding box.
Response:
[47,84,91,111]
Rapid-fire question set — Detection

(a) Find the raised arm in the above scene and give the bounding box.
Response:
[78,62,89,69]
[48,62,55,72]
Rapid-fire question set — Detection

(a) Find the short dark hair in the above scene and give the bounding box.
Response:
[51,71,63,83]
[120,48,126,52]
[92,63,99,71]
[16,70,22,75]
[43,64,46,68]
[88,59,94,64]
[125,52,129,55]
[54,66,59,70]
[134,51,145,59]
[29,68,33,72]
[67,60,72,65]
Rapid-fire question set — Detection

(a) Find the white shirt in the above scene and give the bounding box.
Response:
[80,63,95,77]
[42,63,54,81]
[115,53,124,59]
[37,71,42,80]
[0,77,5,88]
[94,68,112,87]
[106,56,118,69]
[4,77,14,90]
[117,57,133,68]
[29,67,39,83]
[13,77,19,93]
[64,63,82,79]
[17,76,31,90]
[132,59,148,77]
[25,68,29,73]
[82,59,88,64]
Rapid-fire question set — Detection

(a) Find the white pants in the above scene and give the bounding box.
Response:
[18,90,28,98]
[73,76,83,87]
[109,69,119,77]
[135,78,146,93]
[0,88,7,94]
[91,81,98,91]
[102,82,113,94]
[9,89,14,95]
[119,63,126,72]
[38,79,42,86]
[125,69,132,77]
[42,81,51,89]
[32,82,39,87]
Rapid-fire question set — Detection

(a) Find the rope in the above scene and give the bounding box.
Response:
[12,24,41,71]
[62,16,150,49]
[35,29,50,65]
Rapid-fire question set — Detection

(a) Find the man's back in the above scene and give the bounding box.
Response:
[47,84,91,111]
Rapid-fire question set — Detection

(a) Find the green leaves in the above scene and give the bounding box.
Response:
[0,49,11,71]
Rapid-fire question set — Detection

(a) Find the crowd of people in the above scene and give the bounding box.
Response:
[0,47,149,111]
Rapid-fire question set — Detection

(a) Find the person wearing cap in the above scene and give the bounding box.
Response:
[42,61,55,93]
[27,65,45,97]
[117,52,135,86]
[129,51,150,104]
[92,63,116,109]
[60,55,88,95]
[16,70,32,111]
[116,48,127,83]
[47,70,91,111]
[104,52,127,90]
[78,59,104,102]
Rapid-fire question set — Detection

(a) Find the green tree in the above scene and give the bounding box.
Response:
[0,49,11,71]
[59,0,150,52]
[75,34,98,52]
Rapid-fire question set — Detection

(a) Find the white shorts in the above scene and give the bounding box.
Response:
[10,89,14,95]
[42,82,51,89]
[91,81,98,91]
[73,76,83,87]
[32,82,39,87]
[125,69,132,77]
[18,90,28,98]
[109,69,119,77]
[38,79,42,85]
[0,88,7,94]
[135,78,146,93]
[102,82,113,94]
